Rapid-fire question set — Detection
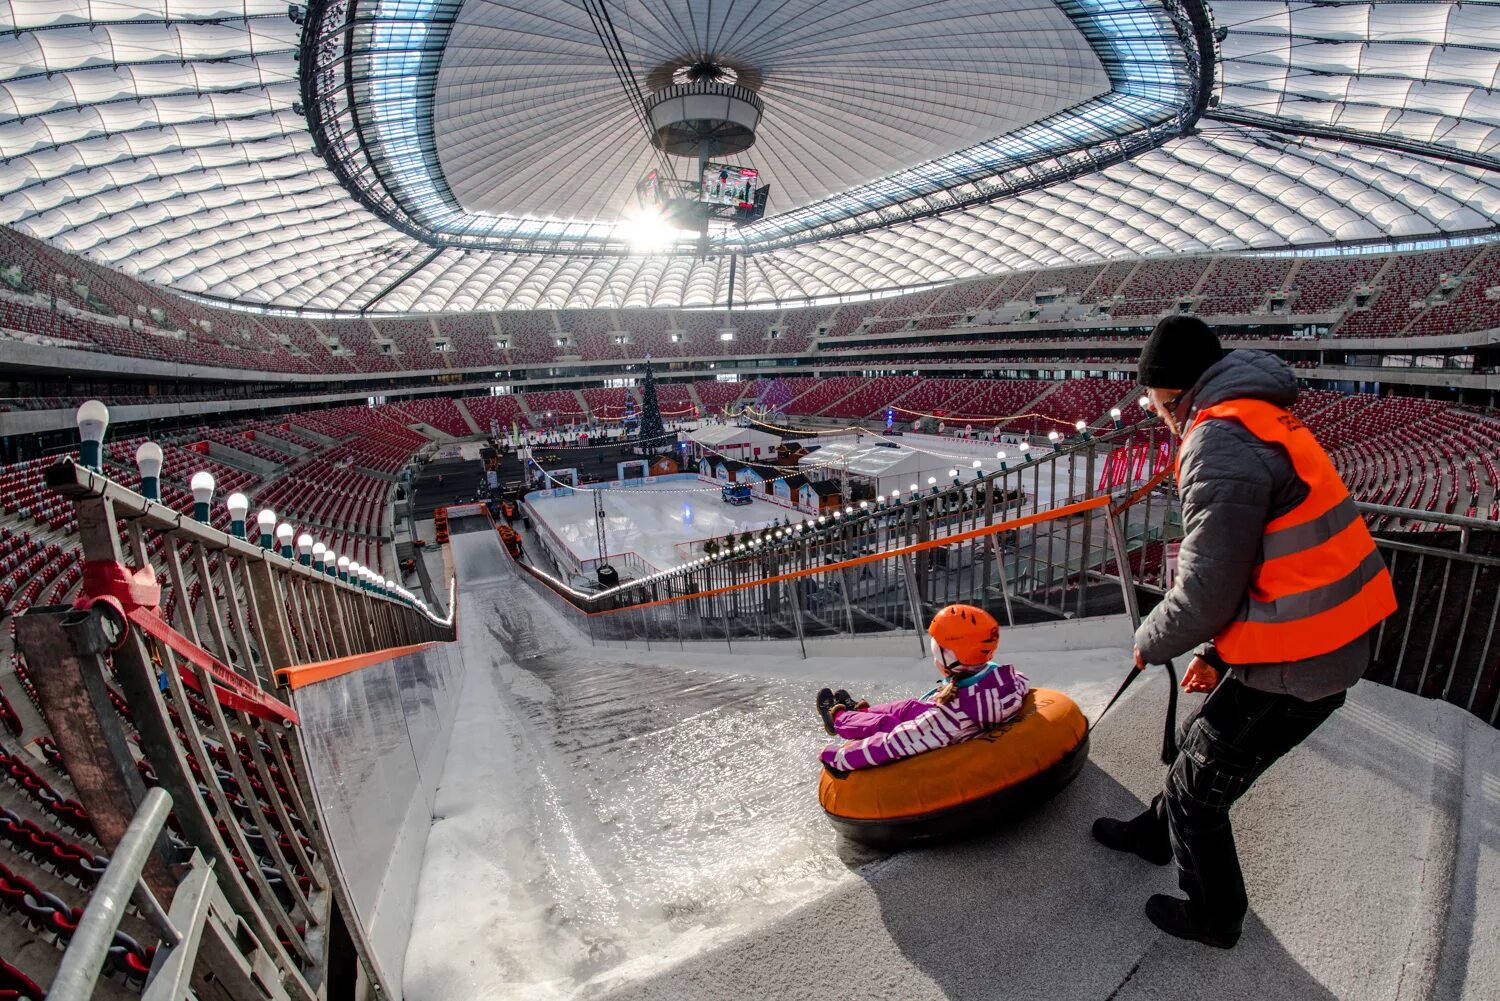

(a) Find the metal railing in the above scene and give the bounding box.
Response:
[511,432,1499,727]
[520,420,1171,618]
[17,458,457,998]
[513,493,1133,657]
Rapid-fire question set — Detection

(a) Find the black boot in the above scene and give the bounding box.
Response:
[1145,894,1241,949]
[816,688,840,736]
[1091,816,1173,866]
[832,689,859,711]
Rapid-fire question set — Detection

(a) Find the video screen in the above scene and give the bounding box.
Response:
[701,163,758,206]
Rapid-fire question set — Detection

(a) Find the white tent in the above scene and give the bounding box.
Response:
[680,425,781,463]
[797,440,1008,499]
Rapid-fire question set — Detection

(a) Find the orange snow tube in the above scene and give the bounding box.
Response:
[818,688,1089,850]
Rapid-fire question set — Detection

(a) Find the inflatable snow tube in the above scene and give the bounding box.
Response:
[818,689,1089,850]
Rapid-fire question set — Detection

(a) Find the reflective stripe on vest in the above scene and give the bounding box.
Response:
[1178,398,1398,665]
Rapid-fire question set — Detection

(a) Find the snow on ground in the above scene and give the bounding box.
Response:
[527,481,797,571]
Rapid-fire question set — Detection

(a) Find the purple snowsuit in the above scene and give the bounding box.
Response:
[820,662,1030,771]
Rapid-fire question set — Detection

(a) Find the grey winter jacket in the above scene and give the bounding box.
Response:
[1133,350,1372,701]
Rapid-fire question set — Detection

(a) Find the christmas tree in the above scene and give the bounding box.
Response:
[639,356,667,450]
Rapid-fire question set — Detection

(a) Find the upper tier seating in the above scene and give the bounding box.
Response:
[1112,258,1207,319]
[5,226,1499,387]
[1194,257,1294,316]
[1335,247,1482,338]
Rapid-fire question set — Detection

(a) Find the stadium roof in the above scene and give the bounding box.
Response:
[0,0,1497,312]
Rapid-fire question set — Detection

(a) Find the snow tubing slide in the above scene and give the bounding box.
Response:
[818,689,1089,850]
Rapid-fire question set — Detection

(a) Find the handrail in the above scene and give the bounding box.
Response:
[44,457,454,631]
[49,788,174,1001]
[1358,502,1499,534]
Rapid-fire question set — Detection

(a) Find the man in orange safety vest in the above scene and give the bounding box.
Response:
[1092,316,1396,948]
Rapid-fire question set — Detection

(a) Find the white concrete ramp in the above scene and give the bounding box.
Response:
[405,529,1499,1001]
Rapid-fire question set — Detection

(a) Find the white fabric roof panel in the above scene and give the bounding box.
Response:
[0,0,1495,311]
[436,0,1108,220]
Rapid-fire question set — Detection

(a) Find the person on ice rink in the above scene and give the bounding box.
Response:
[815,604,1029,772]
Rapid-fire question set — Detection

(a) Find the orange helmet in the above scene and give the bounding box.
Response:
[927,604,1000,667]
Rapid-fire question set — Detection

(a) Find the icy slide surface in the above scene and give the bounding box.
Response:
[401,531,1499,1001]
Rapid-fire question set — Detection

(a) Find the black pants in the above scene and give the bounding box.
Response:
[1127,677,1346,931]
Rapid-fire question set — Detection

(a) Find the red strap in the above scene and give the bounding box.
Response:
[76,560,160,613]
[126,606,300,726]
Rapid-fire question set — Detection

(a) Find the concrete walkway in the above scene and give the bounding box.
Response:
[596,680,1498,1001]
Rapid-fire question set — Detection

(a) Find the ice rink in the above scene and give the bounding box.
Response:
[527,480,796,571]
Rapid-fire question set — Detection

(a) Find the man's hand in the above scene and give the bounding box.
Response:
[1133,646,1146,671]
[1181,656,1219,694]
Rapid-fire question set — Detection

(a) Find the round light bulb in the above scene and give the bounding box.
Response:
[337,556,351,570]
[257,509,277,532]
[972,460,981,469]
[876,495,886,503]
[947,469,958,478]
[1048,431,1061,442]
[1138,395,1151,409]
[910,483,919,493]
[1110,408,1122,419]
[1075,420,1087,431]
[226,492,249,521]
[927,477,937,485]
[76,400,109,441]
[312,542,327,562]
[276,523,294,544]
[135,442,163,479]
[190,471,216,504]
[296,533,314,555]
[997,451,1007,460]
[1019,442,1030,452]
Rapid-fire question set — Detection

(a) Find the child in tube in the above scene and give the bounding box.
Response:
[816,604,1029,772]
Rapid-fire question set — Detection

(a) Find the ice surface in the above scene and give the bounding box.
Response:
[401,532,1131,1001]
[527,482,800,571]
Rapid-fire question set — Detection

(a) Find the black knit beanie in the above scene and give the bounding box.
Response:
[1137,315,1223,390]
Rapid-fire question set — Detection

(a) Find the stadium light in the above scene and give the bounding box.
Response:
[226,492,249,538]
[75,400,109,471]
[337,555,350,581]
[257,509,277,548]
[1110,407,1122,429]
[133,442,164,501]
[276,523,294,558]
[312,542,327,570]
[189,471,216,522]
[296,533,314,565]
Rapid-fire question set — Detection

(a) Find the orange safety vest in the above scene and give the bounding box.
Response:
[1177,398,1397,665]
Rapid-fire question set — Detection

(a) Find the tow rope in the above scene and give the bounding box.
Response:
[1088,659,1179,765]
